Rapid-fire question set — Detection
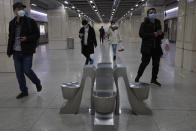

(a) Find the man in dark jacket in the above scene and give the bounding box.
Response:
[79,20,97,65]
[135,8,164,87]
[7,2,42,99]
[99,26,105,44]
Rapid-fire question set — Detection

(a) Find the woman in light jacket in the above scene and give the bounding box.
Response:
[107,21,121,61]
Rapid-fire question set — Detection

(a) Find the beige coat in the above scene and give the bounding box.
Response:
[107,26,120,44]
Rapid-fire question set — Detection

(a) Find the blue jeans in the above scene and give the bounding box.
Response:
[13,52,41,93]
[112,44,117,56]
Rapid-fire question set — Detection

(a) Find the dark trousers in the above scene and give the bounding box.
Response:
[13,51,41,93]
[100,35,104,44]
[83,53,92,65]
[137,53,161,81]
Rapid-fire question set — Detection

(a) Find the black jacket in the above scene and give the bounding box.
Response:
[99,28,105,36]
[139,18,164,56]
[7,16,40,56]
[79,25,97,55]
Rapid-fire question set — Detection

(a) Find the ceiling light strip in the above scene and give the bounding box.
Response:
[87,0,103,23]
[118,0,146,22]
[110,0,121,22]
[59,0,95,23]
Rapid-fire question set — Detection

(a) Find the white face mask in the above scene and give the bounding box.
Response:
[17,10,25,17]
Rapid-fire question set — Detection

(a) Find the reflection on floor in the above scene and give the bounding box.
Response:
[0,41,196,131]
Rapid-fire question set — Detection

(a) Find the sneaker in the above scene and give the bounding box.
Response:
[90,59,94,65]
[151,80,161,87]
[16,92,28,99]
[36,84,42,92]
[118,48,124,52]
[135,76,140,83]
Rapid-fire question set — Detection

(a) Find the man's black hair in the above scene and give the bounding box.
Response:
[147,8,156,15]
[82,19,88,25]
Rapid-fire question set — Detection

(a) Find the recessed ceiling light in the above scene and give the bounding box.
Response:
[31,4,37,6]
[64,1,68,4]
[72,6,75,9]
[131,8,134,10]
[90,0,93,3]
[135,4,138,7]
[93,6,95,8]
[95,10,97,11]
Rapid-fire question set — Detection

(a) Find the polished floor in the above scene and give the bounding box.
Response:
[0,41,196,131]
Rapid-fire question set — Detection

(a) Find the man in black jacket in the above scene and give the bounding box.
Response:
[135,8,164,87]
[79,20,97,65]
[7,2,42,99]
[99,26,105,44]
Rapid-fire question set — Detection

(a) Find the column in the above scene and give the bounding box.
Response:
[67,17,81,46]
[48,6,69,49]
[175,0,186,68]
[0,0,14,72]
[182,0,196,72]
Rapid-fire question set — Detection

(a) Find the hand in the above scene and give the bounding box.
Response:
[79,33,84,37]
[165,44,169,51]
[20,36,27,42]
[7,53,11,58]
[154,32,159,37]
[157,30,163,35]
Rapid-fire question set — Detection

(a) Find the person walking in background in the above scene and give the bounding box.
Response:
[7,2,42,99]
[79,20,97,65]
[99,26,105,44]
[161,32,170,57]
[135,8,164,87]
[107,21,121,61]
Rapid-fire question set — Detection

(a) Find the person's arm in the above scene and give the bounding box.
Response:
[79,28,83,39]
[92,28,97,47]
[117,30,121,43]
[7,22,12,57]
[139,22,156,39]
[25,18,40,43]
[107,28,111,37]
[157,20,164,39]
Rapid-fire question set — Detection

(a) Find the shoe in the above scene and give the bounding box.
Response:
[151,80,161,87]
[16,92,28,99]
[36,84,42,92]
[118,48,124,52]
[90,59,94,65]
[113,56,116,61]
[135,76,140,83]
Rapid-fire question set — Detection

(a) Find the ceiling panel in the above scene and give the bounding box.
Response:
[30,0,178,23]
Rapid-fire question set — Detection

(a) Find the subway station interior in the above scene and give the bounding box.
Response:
[0,0,196,131]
